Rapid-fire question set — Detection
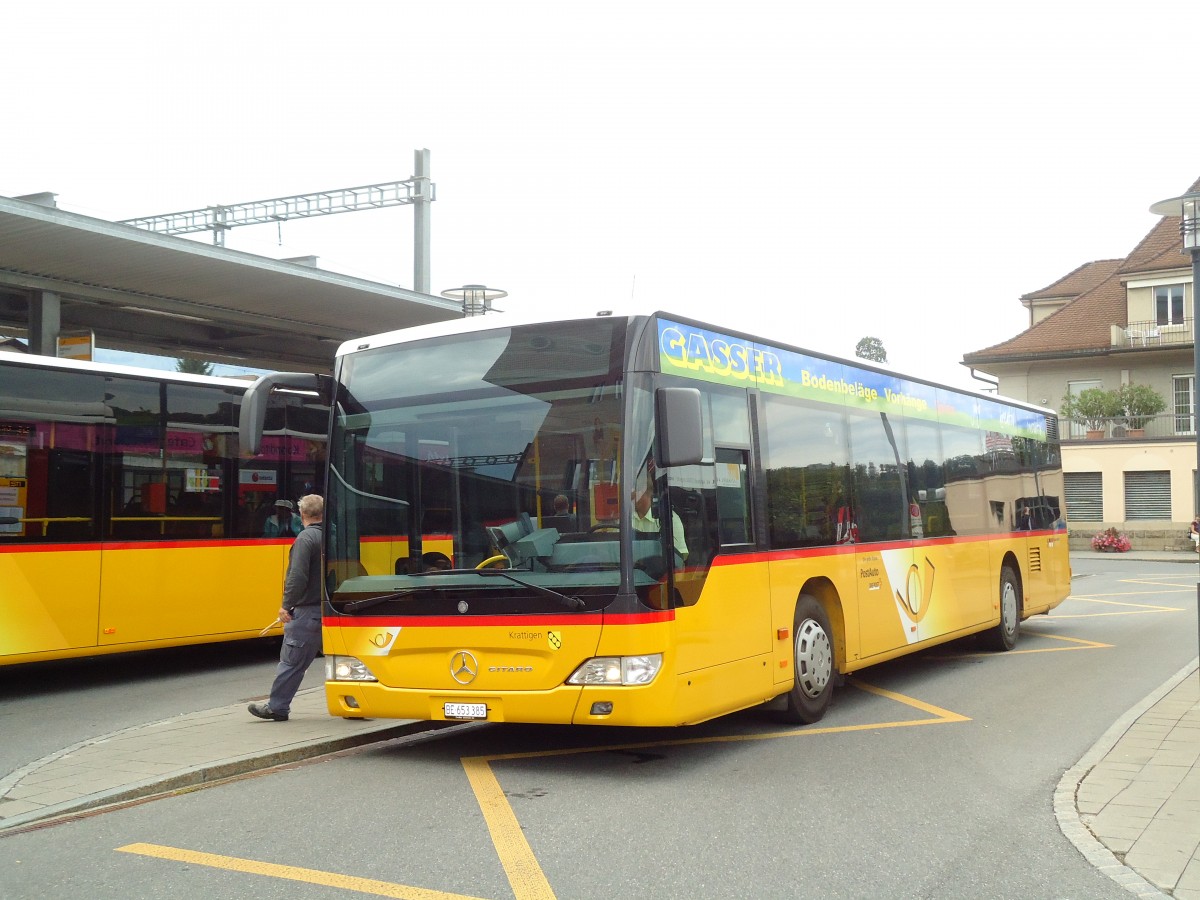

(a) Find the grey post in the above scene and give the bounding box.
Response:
[413,148,432,294]
[1193,223,1200,686]
[1151,190,1200,687]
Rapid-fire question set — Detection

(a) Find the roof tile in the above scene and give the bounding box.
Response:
[964,177,1199,364]
[1020,259,1122,302]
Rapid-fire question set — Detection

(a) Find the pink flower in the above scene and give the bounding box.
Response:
[1090,528,1130,552]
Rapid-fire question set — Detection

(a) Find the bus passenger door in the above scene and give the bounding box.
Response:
[855,540,919,659]
[671,447,771,676]
[848,410,920,659]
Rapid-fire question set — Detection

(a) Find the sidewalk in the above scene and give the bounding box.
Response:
[1065,549,1200,896]
[0,605,1196,898]
[1057,661,1200,898]
[0,687,429,833]
[1073,547,1200,564]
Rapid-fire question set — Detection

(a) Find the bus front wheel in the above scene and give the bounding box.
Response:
[984,564,1021,651]
[780,594,835,724]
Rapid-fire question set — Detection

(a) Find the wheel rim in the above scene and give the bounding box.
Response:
[795,617,832,699]
[1000,580,1018,637]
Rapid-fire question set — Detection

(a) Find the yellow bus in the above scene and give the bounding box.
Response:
[242,311,1070,726]
[0,352,327,666]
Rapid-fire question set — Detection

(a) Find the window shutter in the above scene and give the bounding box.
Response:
[1064,472,1102,522]
[1123,471,1171,520]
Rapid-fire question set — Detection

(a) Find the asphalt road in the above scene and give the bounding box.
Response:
[1,557,1195,899]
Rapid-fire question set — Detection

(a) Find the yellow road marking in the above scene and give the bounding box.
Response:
[1071,589,1189,598]
[1018,631,1112,650]
[459,678,969,898]
[846,679,972,720]
[1051,595,1183,618]
[1005,637,1112,653]
[116,655,1085,898]
[116,843,490,900]
[461,757,557,900]
[941,630,1113,656]
[472,682,968,768]
[1118,580,1196,590]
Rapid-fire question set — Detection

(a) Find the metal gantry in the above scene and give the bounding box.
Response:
[117,149,436,293]
[119,180,432,242]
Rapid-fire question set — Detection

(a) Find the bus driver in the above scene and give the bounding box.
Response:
[632,457,688,565]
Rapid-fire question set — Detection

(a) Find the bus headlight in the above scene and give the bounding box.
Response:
[325,655,377,682]
[567,654,662,686]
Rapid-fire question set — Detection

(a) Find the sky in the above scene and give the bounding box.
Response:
[5,1,1200,389]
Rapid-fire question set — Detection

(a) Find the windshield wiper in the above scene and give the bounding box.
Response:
[342,589,417,614]
[340,573,585,614]
[474,569,586,610]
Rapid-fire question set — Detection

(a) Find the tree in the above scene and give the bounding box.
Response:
[176,357,214,376]
[855,336,887,363]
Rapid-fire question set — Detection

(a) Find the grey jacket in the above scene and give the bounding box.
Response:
[283,523,323,609]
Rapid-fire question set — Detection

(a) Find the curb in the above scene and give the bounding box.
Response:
[0,716,438,835]
[1053,659,1199,898]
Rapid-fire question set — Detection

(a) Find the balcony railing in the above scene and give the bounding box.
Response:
[1061,411,1195,442]
[1114,318,1194,349]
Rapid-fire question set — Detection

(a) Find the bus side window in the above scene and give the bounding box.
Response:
[715,447,752,547]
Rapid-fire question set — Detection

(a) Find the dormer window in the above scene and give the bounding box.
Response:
[1155,284,1185,325]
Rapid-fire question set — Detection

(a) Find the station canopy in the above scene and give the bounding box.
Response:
[0,193,462,373]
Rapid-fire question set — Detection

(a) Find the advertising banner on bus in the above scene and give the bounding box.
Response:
[656,318,1045,439]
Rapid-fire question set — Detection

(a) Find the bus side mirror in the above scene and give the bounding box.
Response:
[656,387,703,468]
[238,372,328,455]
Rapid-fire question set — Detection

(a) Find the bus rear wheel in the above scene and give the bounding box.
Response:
[984,564,1021,651]
[780,594,834,724]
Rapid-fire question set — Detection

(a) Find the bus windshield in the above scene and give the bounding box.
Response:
[327,317,660,613]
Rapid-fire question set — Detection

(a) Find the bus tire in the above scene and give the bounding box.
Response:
[984,564,1021,651]
[780,594,835,724]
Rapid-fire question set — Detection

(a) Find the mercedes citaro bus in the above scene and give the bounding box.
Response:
[239,310,1070,727]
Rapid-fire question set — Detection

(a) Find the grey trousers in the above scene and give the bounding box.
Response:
[268,606,322,715]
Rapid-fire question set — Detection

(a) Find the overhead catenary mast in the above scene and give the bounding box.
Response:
[119,149,435,293]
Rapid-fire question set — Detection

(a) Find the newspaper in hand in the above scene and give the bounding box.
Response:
[258,618,282,637]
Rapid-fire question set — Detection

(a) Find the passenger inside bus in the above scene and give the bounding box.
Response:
[263,499,303,537]
[540,493,578,533]
[1016,505,1035,531]
[420,550,452,571]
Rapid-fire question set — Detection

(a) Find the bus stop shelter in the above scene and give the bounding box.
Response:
[0,193,462,373]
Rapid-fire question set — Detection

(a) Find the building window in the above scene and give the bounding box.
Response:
[1156,285,1185,326]
[1064,472,1102,522]
[1174,374,1195,435]
[1124,471,1171,520]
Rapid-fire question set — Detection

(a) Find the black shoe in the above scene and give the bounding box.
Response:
[248,701,288,721]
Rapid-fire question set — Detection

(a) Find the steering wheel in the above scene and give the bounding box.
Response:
[476,555,510,569]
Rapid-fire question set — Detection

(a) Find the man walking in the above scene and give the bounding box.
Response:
[249,494,324,722]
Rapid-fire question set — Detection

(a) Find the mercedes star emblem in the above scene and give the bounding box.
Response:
[450,650,479,684]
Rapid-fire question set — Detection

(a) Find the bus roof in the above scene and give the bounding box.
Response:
[0,349,258,390]
[333,305,638,359]
[333,308,1055,418]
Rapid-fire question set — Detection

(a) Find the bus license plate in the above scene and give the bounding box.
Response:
[444,702,487,720]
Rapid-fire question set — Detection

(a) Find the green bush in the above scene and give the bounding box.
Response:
[1118,383,1167,429]
[1060,388,1122,432]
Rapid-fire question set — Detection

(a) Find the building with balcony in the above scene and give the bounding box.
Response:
[963,177,1200,550]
